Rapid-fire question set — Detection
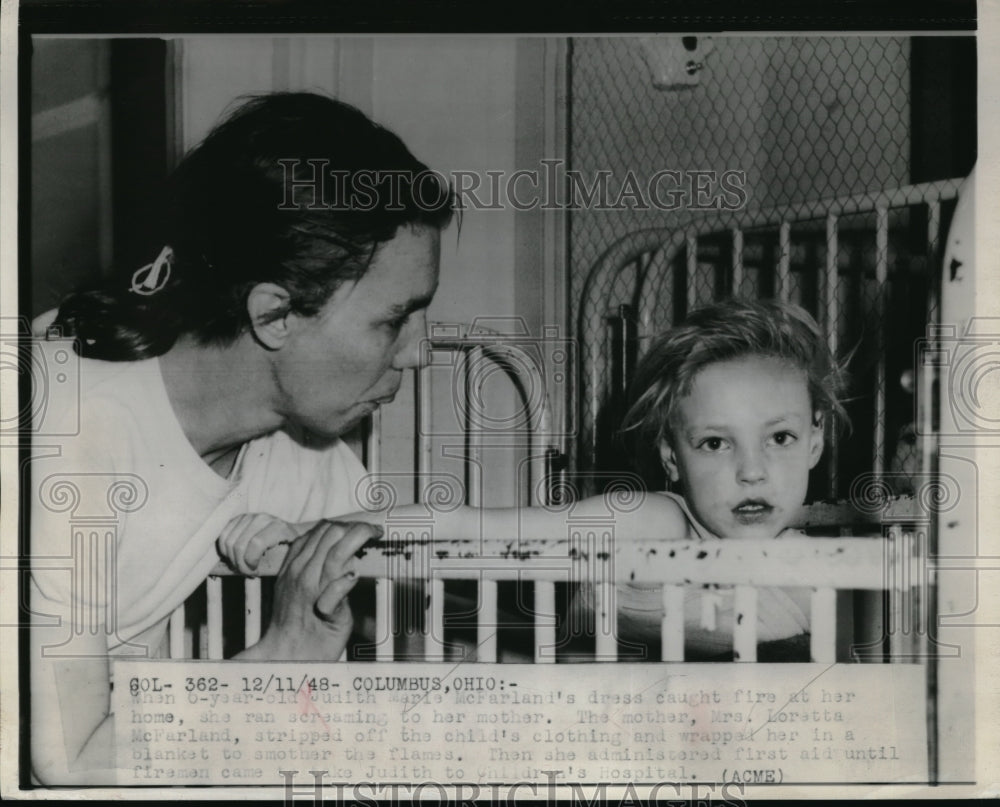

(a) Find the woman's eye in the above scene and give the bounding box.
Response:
[385,313,410,332]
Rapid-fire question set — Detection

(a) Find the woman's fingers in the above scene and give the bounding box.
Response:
[320,522,382,583]
[315,574,360,620]
[283,520,333,575]
[280,519,382,586]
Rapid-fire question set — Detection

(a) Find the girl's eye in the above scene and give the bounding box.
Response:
[698,437,727,452]
[770,431,797,446]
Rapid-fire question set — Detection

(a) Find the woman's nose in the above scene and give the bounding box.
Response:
[392,312,428,371]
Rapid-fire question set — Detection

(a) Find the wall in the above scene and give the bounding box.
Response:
[30,38,111,317]
[568,36,912,320]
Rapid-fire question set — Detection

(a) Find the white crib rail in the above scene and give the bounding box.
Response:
[189,529,913,664]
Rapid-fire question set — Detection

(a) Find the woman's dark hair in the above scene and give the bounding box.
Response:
[54,92,455,360]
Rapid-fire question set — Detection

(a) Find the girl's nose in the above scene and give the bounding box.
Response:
[737,446,767,484]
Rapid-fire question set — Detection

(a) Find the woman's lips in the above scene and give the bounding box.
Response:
[731,498,774,524]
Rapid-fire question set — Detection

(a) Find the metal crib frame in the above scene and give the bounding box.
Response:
[577,178,963,491]
[173,325,927,667]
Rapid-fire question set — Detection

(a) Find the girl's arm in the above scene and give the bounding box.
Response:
[221,492,692,574]
[335,490,691,543]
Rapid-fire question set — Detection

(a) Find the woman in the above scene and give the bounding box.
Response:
[28,92,454,784]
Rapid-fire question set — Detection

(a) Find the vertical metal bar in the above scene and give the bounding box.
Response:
[661,585,685,661]
[825,213,840,497]
[810,587,838,663]
[465,347,482,507]
[415,364,432,501]
[479,580,499,663]
[887,526,905,660]
[617,304,633,398]
[594,581,617,661]
[169,605,185,659]
[594,526,617,662]
[921,201,941,481]
[465,345,498,661]
[375,577,394,661]
[731,228,744,296]
[874,205,889,475]
[534,581,557,664]
[777,221,791,302]
[732,586,758,662]
[244,577,262,649]
[207,577,223,660]
[369,367,388,660]
[901,530,913,638]
[686,231,698,312]
[426,577,445,660]
[923,198,941,785]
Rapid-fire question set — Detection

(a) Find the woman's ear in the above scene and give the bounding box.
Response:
[247,283,292,350]
[808,411,825,469]
[658,441,681,483]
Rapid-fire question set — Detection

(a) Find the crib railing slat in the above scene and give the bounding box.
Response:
[375,577,394,661]
[478,580,498,662]
[534,581,557,664]
[810,587,838,663]
[890,527,919,656]
[424,578,445,660]
[207,577,223,660]
[416,366,433,497]
[169,605,185,659]
[594,581,617,662]
[733,585,757,662]
[661,585,685,661]
[244,577,262,649]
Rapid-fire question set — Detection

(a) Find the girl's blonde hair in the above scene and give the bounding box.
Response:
[621,298,849,450]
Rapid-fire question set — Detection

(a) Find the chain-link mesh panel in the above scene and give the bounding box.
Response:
[568,36,971,501]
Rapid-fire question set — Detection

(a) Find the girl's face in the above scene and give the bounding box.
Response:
[659,355,824,540]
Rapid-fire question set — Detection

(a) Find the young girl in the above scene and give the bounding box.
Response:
[220,298,847,659]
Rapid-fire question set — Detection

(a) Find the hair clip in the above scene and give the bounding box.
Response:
[130,246,173,295]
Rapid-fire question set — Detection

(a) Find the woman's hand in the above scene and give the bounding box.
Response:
[260,520,382,660]
[217,512,305,575]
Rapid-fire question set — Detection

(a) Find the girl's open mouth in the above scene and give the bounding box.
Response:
[732,499,774,524]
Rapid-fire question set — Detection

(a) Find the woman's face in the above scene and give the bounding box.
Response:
[660,355,825,540]
[273,224,441,440]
